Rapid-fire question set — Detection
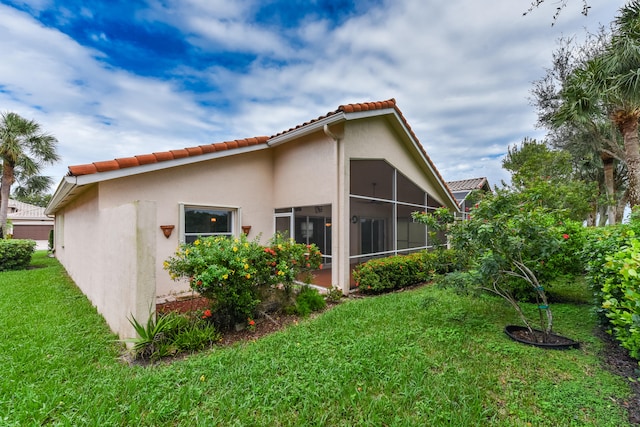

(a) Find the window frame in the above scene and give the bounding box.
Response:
[179,203,238,243]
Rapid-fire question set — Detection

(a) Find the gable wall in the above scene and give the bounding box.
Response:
[272,131,337,209]
[343,116,455,209]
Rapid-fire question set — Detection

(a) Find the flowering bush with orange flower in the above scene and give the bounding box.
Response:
[164,233,322,329]
[262,233,323,290]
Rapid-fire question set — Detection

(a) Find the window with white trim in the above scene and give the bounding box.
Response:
[183,205,234,243]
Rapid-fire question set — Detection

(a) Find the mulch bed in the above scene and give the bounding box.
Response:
[156,296,211,315]
[595,327,640,426]
[156,296,326,347]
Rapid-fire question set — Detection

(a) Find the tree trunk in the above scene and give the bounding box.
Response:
[597,205,608,227]
[601,152,616,225]
[616,190,629,224]
[586,206,596,227]
[621,117,640,208]
[0,162,14,236]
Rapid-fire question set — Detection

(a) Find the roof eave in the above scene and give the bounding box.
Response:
[45,176,78,215]
[45,143,269,214]
[267,113,346,147]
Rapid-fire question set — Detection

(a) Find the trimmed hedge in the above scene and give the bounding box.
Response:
[352,249,459,294]
[0,239,36,271]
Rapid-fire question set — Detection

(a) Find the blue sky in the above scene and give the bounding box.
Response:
[0,0,627,189]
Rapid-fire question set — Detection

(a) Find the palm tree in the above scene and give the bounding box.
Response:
[531,30,627,224]
[0,112,59,236]
[554,1,640,208]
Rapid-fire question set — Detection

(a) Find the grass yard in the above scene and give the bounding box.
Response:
[0,252,633,426]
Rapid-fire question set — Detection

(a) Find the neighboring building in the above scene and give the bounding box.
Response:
[447,177,491,214]
[46,98,460,338]
[7,198,53,241]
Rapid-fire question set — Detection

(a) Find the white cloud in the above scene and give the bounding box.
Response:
[0,0,629,190]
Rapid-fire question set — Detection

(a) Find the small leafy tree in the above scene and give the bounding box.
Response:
[411,206,455,247]
[416,188,580,342]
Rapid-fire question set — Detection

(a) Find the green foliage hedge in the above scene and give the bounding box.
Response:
[583,210,640,358]
[0,239,36,271]
[352,249,459,294]
[599,239,640,358]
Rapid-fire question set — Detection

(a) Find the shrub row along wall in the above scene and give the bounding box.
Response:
[352,248,459,294]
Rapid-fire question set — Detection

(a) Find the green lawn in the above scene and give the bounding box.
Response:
[0,252,633,426]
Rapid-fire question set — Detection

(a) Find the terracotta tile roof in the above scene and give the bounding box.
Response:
[65,99,451,207]
[270,98,398,138]
[67,136,270,176]
[68,101,406,177]
[446,177,490,192]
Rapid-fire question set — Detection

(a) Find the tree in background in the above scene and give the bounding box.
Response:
[6,170,54,208]
[0,112,59,236]
[502,138,597,222]
[553,1,640,209]
[530,30,627,225]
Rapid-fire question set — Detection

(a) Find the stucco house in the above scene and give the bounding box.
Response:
[46,98,460,339]
[447,177,492,214]
[7,198,53,241]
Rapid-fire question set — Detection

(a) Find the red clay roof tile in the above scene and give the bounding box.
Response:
[213,142,228,151]
[94,160,119,172]
[199,144,216,154]
[153,151,174,162]
[135,154,158,165]
[68,164,97,176]
[185,147,203,156]
[115,157,140,169]
[170,149,189,159]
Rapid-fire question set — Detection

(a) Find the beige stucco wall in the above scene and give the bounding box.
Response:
[272,131,337,208]
[95,149,276,299]
[55,188,156,339]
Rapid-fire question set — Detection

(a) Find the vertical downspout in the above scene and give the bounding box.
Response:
[323,124,345,294]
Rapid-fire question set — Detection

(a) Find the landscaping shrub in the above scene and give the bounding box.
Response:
[127,311,220,361]
[352,248,458,294]
[324,286,344,303]
[0,239,36,271]
[163,233,322,329]
[599,238,640,359]
[580,209,640,357]
[286,285,326,316]
[545,219,588,276]
[48,229,54,252]
[582,223,634,321]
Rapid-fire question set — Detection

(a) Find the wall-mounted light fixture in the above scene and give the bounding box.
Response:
[160,225,175,239]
